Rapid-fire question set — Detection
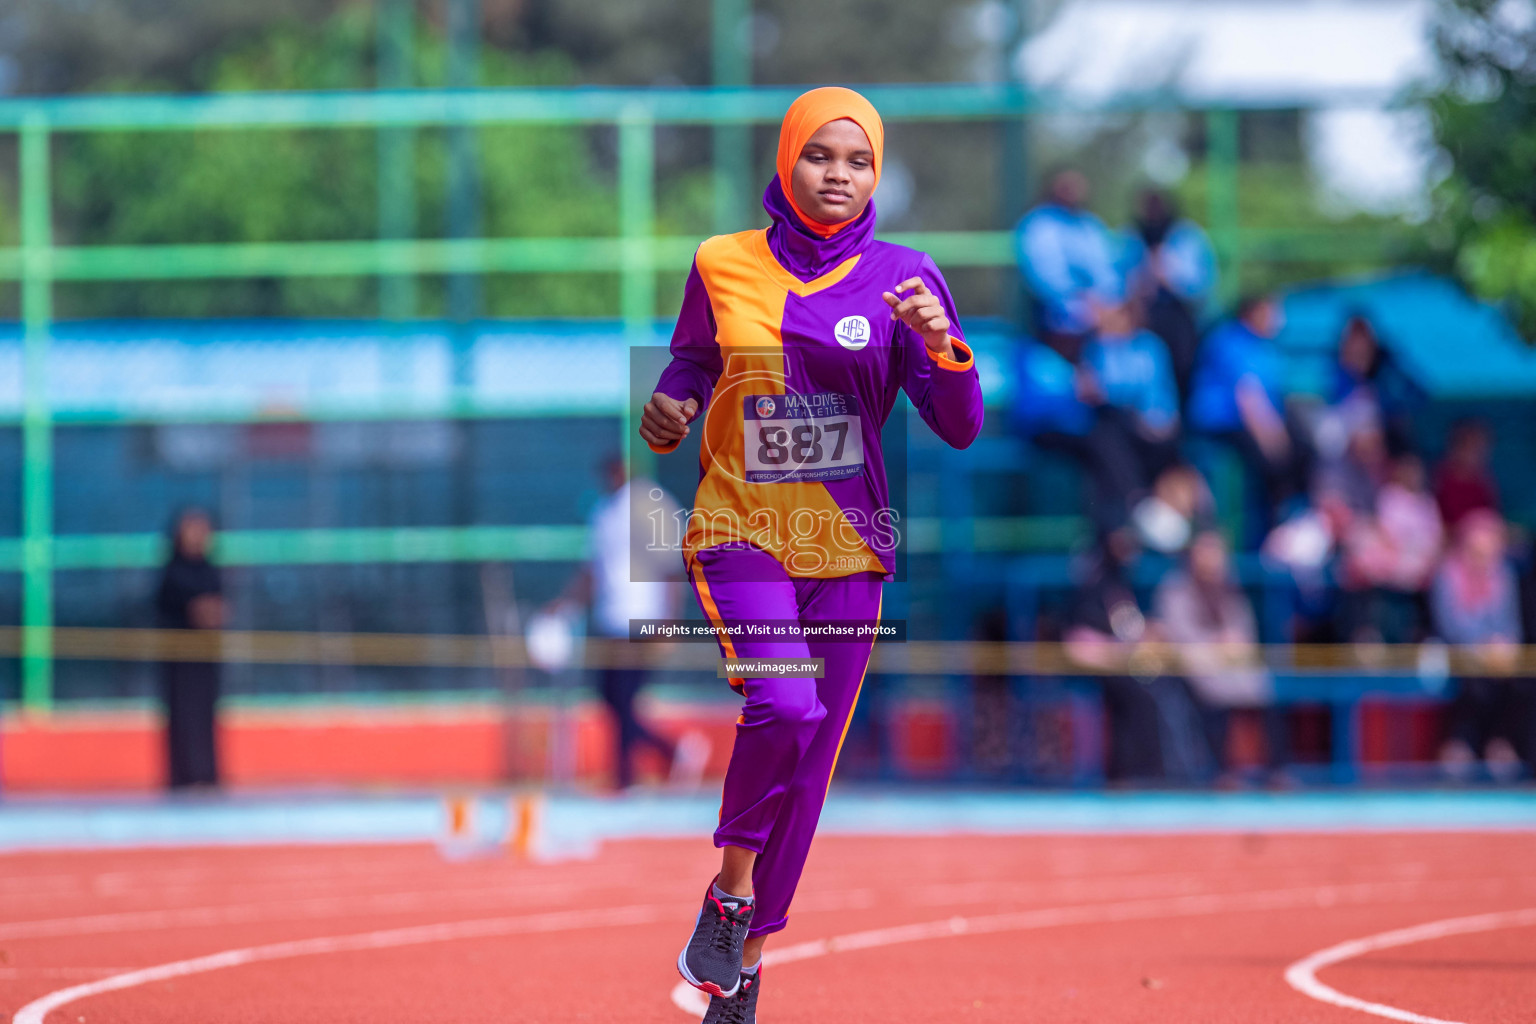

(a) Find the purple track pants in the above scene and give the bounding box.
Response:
[689,543,883,938]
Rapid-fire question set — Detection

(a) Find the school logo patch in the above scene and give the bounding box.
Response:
[754,396,777,418]
[834,315,871,351]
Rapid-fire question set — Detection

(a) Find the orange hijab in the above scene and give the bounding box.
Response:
[775,87,885,238]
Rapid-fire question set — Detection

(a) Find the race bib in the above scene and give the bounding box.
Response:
[743,393,864,483]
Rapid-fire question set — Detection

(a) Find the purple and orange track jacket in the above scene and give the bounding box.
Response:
[651,178,985,580]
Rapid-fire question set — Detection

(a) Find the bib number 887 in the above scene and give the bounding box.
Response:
[757,422,848,466]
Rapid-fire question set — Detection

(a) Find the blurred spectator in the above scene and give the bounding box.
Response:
[1339,452,1443,643]
[1263,422,1386,593]
[1064,534,1201,783]
[1077,301,1182,528]
[1189,294,1303,530]
[552,456,706,790]
[1006,339,1108,533]
[1432,511,1532,781]
[969,608,1014,774]
[1008,355,1137,536]
[1123,188,1217,400]
[1434,418,1501,531]
[1013,302,1184,537]
[1082,301,1181,446]
[1009,337,1094,439]
[1311,314,1414,461]
[1524,556,1536,656]
[1015,168,1121,353]
[1132,462,1216,556]
[1314,423,1389,519]
[1064,536,1159,782]
[1154,530,1289,783]
[155,508,224,791]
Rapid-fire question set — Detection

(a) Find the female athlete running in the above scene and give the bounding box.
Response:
[639,86,984,1022]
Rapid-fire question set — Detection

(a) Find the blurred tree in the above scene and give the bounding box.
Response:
[753,0,981,85]
[1,0,352,95]
[519,0,712,85]
[14,0,1002,319]
[49,6,636,318]
[518,0,987,86]
[1172,162,1414,299]
[1425,0,1536,337]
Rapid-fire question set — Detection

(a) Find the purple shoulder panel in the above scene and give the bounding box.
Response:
[653,257,723,411]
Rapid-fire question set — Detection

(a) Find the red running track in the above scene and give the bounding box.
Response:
[2,832,1534,1023]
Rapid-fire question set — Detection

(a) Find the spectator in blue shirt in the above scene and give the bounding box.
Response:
[1189,294,1303,526]
[1123,189,1217,401]
[1077,302,1182,531]
[1083,302,1180,442]
[1011,301,1182,536]
[1009,337,1094,439]
[1015,168,1122,352]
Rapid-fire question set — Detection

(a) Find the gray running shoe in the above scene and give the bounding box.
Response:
[702,967,761,1023]
[677,880,754,998]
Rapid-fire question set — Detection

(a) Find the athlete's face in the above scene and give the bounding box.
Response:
[790,118,876,226]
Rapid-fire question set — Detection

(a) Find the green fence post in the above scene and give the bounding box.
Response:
[711,0,753,233]
[445,0,484,344]
[619,110,656,342]
[376,0,418,322]
[620,108,658,478]
[999,0,1036,327]
[20,112,54,713]
[1205,108,1241,304]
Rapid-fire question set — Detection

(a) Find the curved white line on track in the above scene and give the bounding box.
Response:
[669,878,1468,1018]
[672,981,712,1016]
[13,877,1520,1024]
[0,969,133,981]
[0,880,608,941]
[1284,907,1536,1024]
[11,903,669,1024]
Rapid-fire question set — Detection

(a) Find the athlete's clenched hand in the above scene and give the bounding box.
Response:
[882,279,954,358]
[640,391,699,448]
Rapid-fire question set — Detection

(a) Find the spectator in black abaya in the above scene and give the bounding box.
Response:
[156,508,224,790]
[1063,532,1167,783]
[1308,314,1418,473]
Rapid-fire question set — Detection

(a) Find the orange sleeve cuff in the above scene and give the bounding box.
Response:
[929,337,974,372]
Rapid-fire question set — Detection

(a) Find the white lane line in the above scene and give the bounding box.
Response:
[672,982,711,1016]
[11,903,670,1024]
[668,878,1463,1018]
[0,880,625,941]
[1284,907,1536,1024]
[0,857,648,911]
[0,857,446,897]
[0,969,134,980]
[9,865,1373,943]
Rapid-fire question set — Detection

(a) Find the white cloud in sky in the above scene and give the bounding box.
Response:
[1017,0,1440,212]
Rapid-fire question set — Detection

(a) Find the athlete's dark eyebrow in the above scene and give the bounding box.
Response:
[802,142,874,159]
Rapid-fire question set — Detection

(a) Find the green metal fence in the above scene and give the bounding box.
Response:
[0,83,1402,711]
